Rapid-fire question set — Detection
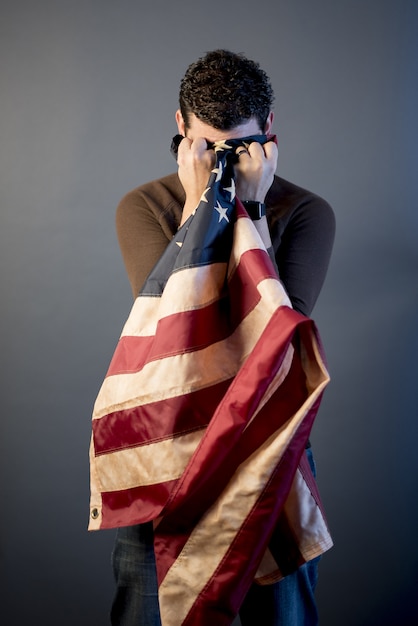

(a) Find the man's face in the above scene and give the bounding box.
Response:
[176,111,271,144]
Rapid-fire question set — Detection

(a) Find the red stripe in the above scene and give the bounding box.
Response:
[106,247,276,377]
[100,479,178,529]
[93,379,231,455]
[106,298,230,376]
[227,247,278,328]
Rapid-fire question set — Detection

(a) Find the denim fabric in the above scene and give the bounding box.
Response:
[239,557,320,626]
[110,449,320,626]
[110,522,161,626]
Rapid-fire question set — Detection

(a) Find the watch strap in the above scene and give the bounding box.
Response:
[242,201,266,220]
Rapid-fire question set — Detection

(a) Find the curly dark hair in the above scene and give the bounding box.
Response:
[179,49,274,131]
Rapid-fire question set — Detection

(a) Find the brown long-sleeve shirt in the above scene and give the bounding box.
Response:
[116,172,335,316]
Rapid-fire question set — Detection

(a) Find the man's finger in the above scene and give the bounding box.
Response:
[263,140,278,161]
[190,137,209,156]
[247,141,264,159]
[177,137,192,159]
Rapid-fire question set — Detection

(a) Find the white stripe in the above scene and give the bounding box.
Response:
[94,429,205,492]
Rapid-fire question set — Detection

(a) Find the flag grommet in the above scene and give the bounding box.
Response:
[91,508,99,520]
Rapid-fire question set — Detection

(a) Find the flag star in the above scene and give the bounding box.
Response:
[215,201,230,223]
[211,161,223,182]
[224,178,236,201]
[213,140,233,152]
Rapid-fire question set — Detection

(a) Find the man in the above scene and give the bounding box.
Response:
[111,50,335,625]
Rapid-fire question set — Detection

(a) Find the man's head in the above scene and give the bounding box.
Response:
[178,49,275,133]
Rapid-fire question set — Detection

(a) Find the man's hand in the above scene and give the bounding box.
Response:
[234,140,278,202]
[234,140,278,262]
[176,137,278,227]
[177,137,215,226]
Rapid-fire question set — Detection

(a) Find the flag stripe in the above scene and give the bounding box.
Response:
[120,263,228,338]
[100,479,178,528]
[181,427,325,626]
[92,378,231,454]
[92,290,287,421]
[153,317,324,581]
[106,247,278,378]
[156,309,307,523]
[157,363,328,626]
[94,428,205,492]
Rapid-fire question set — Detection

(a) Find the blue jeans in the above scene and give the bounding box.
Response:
[111,522,161,626]
[110,449,320,626]
[239,557,320,626]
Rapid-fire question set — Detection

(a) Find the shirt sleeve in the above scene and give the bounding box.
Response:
[273,197,336,317]
[115,187,179,298]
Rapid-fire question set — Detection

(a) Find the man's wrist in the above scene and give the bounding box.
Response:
[242,201,266,221]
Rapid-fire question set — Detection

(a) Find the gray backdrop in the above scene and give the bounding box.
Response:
[1,1,417,624]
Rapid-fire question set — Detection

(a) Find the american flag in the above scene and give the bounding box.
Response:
[89,136,332,625]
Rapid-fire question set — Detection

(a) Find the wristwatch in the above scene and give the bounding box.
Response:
[242,201,266,220]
